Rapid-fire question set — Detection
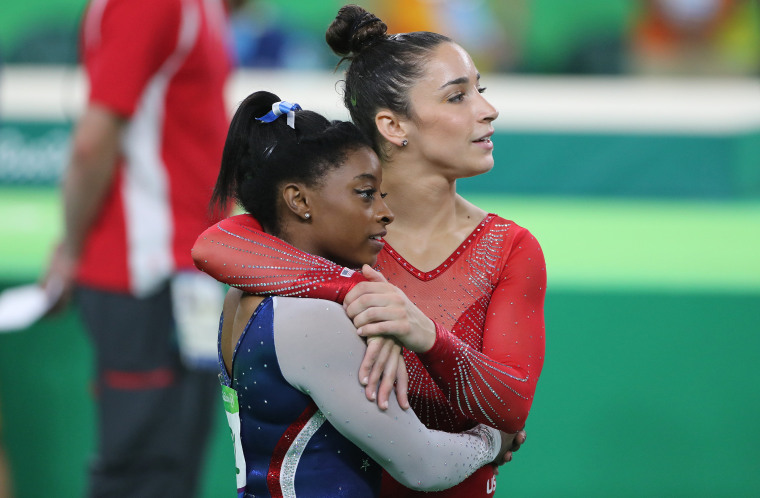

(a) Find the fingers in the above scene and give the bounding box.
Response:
[395,355,410,410]
[361,264,388,283]
[511,430,527,452]
[344,283,402,319]
[363,337,394,408]
[358,337,408,411]
[354,311,410,342]
[375,346,399,411]
[344,279,388,309]
[358,337,384,394]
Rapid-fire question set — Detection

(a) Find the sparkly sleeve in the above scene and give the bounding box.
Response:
[418,227,546,433]
[273,297,502,492]
[191,214,366,302]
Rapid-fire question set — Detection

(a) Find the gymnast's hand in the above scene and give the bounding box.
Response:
[344,265,436,354]
[493,429,527,473]
[360,336,409,411]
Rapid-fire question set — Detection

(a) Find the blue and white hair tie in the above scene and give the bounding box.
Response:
[256,101,302,129]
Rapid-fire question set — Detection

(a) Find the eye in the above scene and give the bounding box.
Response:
[380,192,388,199]
[355,188,377,200]
[447,92,465,103]
[478,86,487,94]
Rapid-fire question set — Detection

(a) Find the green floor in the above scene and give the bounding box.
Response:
[1,187,759,497]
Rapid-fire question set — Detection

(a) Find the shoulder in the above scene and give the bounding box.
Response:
[273,297,348,320]
[272,297,358,350]
[486,214,541,246]
[482,215,545,275]
[272,297,364,390]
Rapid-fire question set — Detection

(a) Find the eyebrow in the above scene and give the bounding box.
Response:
[439,73,481,90]
[354,173,377,181]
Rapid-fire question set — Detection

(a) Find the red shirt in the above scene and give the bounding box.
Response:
[77,0,231,295]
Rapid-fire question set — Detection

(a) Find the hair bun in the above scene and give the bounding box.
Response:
[326,5,387,57]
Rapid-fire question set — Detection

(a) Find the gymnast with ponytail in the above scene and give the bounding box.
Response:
[209,90,514,497]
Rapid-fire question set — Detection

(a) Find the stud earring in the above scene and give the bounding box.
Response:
[401,139,408,147]
[304,213,311,219]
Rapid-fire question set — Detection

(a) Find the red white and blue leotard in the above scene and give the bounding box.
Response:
[219,295,503,497]
[218,297,381,497]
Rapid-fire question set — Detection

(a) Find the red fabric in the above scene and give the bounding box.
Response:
[102,368,176,390]
[379,216,546,434]
[76,0,231,293]
[192,213,546,497]
[192,214,368,302]
[267,402,320,498]
[381,465,497,498]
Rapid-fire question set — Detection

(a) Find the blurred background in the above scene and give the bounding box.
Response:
[1,0,759,496]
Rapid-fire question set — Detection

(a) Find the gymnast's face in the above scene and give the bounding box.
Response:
[402,42,498,179]
[300,146,393,269]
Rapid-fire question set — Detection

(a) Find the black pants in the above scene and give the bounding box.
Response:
[77,284,219,498]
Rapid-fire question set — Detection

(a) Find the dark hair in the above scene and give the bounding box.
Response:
[211,90,372,234]
[325,4,451,159]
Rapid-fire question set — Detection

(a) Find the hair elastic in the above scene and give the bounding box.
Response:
[256,101,302,129]
[351,13,381,37]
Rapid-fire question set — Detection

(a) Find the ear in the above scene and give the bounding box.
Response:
[282,183,311,220]
[375,109,408,147]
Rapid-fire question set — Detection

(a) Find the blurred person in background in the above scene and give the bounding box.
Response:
[226,0,332,68]
[41,0,234,495]
[374,0,515,73]
[631,0,760,75]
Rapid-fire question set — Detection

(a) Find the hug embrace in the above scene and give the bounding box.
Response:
[194,4,546,497]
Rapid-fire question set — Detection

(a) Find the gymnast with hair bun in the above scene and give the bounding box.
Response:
[196,4,546,496]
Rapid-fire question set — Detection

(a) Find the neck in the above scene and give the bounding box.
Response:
[381,166,460,239]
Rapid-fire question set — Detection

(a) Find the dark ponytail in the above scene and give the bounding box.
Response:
[211,90,372,234]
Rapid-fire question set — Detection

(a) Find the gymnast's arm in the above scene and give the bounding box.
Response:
[345,227,546,433]
[272,297,503,492]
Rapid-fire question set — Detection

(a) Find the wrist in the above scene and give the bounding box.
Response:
[418,318,436,353]
[60,237,82,262]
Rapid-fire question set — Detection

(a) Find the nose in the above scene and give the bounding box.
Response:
[477,92,499,123]
[376,199,394,225]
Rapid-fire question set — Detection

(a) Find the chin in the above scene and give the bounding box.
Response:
[460,162,494,179]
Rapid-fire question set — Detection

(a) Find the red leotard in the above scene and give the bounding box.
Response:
[192,213,546,497]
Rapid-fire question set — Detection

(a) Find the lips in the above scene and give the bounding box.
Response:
[369,230,387,241]
[473,130,494,143]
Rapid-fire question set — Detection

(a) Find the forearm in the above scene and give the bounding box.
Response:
[192,215,366,300]
[418,322,540,433]
[61,105,124,259]
[274,298,501,491]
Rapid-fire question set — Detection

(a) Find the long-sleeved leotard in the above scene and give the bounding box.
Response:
[194,214,546,433]
[194,213,546,496]
[221,296,502,497]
